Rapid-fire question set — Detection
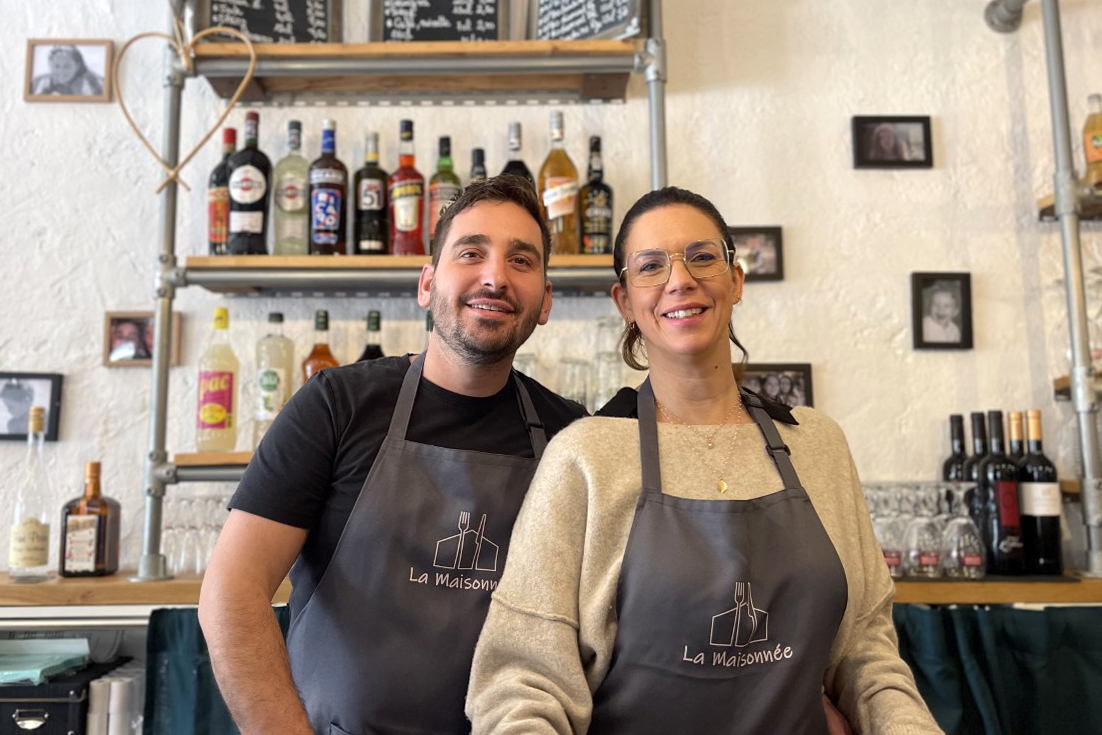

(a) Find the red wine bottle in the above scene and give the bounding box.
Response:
[1008,410,1025,462]
[942,414,967,481]
[1019,409,1062,575]
[979,410,1025,575]
[962,412,988,537]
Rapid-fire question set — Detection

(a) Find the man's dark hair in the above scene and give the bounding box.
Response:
[430,174,551,274]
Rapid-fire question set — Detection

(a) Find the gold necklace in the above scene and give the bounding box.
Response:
[656,398,749,493]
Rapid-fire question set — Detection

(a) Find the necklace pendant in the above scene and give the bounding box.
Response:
[718,478,728,493]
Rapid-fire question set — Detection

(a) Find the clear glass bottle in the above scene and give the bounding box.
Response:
[254,312,295,448]
[302,309,341,383]
[59,461,120,578]
[196,307,239,452]
[538,110,579,255]
[272,120,310,255]
[9,406,51,582]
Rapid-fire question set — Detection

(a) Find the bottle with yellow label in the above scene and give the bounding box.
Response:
[9,407,51,582]
[196,307,239,452]
[1085,93,1102,189]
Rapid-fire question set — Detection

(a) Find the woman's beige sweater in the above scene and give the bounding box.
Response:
[466,409,944,735]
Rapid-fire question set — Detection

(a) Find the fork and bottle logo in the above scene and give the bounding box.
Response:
[434,510,500,573]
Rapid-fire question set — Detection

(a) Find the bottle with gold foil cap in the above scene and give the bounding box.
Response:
[59,461,120,577]
[9,407,51,582]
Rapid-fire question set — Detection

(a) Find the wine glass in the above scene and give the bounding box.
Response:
[941,482,986,579]
[903,484,942,578]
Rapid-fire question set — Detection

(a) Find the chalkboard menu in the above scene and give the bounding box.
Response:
[380,0,503,42]
[534,0,642,41]
[202,0,342,44]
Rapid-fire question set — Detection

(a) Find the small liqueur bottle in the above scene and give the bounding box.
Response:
[272,120,310,255]
[389,120,426,255]
[9,407,51,582]
[227,111,271,255]
[500,122,535,187]
[254,312,295,448]
[196,307,239,452]
[208,127,236,255]
[309,119,349,255]
[356,311,385,362]
[59,461,120,578]
[578,135,613,254]
[1019,409,1063,575]
[429,136,462,249]
[302,309,341,382]
[353,132,389,254]
[538,110,580,254]
[469,148,487,184]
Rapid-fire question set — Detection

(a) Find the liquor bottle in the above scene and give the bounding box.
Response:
[978,410,1025,575]
[303,310,340,382]
[500,122,534,187]
[196,307,239,452]
[578,136,613,254]
[941,414,967,481]
[429,136,462,248]
[1019,409,1063,575]
[208,127,236,255]
[962,411,989,546]
[389,120,426,255]
[538,110,580,255]
[9,407,51,582]
[353,132,389,254]
[1085,93,1102,189]
[1009,410,1027,462]
[470,148,487,184]
[59,461,120,578]
[309,119,349,255]
[227,111,271,255]
[254,312,295,448]
[356,311,385,362]
[272,120,309,255]
[424,310,434,351]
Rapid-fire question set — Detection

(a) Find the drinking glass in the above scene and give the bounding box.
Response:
[557,358,590,408]
[941,482,986,579]
[903,484,942,578]
[590,352,622,413]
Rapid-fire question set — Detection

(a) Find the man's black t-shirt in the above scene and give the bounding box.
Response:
[229,356,587,614]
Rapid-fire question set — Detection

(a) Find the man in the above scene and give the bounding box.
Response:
[199,175,587,734]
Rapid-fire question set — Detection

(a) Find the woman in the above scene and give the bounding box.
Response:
[867,123,910,161]
[466,187,942,735]
[31,45,104,96]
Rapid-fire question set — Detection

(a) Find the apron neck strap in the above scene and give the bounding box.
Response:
[389,352,547,459]
[636,379,664,492]
[741,390,802,490]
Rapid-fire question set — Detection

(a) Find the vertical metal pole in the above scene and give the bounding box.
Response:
[135,4,187,581]
[645,0,667,190]
[1039,0,1102,575]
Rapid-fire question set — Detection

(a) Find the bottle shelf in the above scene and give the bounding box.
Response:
[1037,187,1102,222]
[182,254,615,296]
[192,40,638,104]
[892,575,1100,605]
[174,451,253,467]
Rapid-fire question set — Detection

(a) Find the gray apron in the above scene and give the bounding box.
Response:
[285,352,547,735]
[588,380,848,735]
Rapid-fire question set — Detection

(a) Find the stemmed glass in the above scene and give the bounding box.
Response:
[941,482,986,579]
[867,484,904,579]
[903,484,942,578]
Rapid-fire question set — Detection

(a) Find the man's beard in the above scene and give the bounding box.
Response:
[429,284,541,366]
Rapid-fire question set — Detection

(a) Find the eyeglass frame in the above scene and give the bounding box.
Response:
[617,238,739,287]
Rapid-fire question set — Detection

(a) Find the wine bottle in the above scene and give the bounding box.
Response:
[962,411,988,539]
[309,119,348,255]
[389,120,426,255]
[1008,410,1025,462]
[59,461,120,578]
[353,132,388,254]
[1019,409,1063,575]
[227,111,271,255]
[356,311,385,363]
[9,406,51,582]
[254,312,295,448]
[208,127,236,255]
[942,414,967,481]
[302,310,340,382]
[979,410,1025,575]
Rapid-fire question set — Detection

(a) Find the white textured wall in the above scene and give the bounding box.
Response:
[2,0,1101,570]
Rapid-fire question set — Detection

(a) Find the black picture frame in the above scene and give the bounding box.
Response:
[852,116,933,169]
[729,226,784,282]
[741,363,813,408]
[911,272,973,350]
[0,372,63,441]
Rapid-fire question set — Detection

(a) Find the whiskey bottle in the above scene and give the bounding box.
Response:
[272,120,309,255]
[578,136,613,254]
[59,461,120,577]
[389,120,426,255]
[309,119,349,255]
[429,136,462,248]
[353,132,389,254]
[538,111,579,254]
[9,407,51,582]
[208,127,236,255]
[500,122,534,187]
[227,111,271,255]
[303,309,341,382]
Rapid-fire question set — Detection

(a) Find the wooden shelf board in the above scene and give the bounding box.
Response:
[893,576,1102,605]
[0,572,290,607]
[174,451,253,467]
[1037,191,1102,222]
[185,254,612,270]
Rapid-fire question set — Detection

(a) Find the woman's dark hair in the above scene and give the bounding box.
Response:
[613,186,749,374]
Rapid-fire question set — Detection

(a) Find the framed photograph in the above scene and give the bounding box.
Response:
[730,226,784,282]
[911,272,973,350]
[852,116,933,169]
[24,39,113,103]
[0,373,63,441]
[103,311,183,367]
[741,363,813,409]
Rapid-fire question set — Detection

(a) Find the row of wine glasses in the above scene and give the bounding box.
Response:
[863,482,986,580]
[161,495,229,576]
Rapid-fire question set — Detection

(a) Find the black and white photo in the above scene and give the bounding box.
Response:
[730,226,784,282]
[24,39,113,102]
[0,373,63,441]
[741,363,813,408]
[852,116,933,169]
[911,272,973,350]
[104,311,182,367]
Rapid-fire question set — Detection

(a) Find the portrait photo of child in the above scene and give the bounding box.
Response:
[911,272,973,350]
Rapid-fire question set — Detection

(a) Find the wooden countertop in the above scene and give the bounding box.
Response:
[2,573,1099,608]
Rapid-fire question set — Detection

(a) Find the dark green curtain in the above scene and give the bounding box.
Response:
[893,604,1102,735]
[142,606,291,735]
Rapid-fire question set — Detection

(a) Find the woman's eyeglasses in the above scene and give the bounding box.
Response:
[619,239,732,287]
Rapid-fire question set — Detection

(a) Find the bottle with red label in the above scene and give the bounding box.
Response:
[227,111,271,255]
[208,127,236,255]
[979,410,1025,575]
[389,119,426,255]
[196,307,239,452]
